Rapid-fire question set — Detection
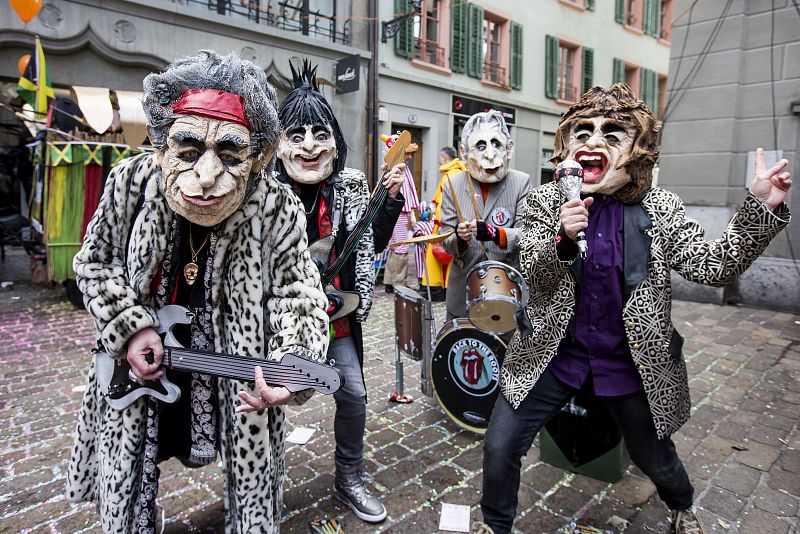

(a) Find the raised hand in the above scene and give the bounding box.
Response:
[380,162,405,198]
[750,148,792,212]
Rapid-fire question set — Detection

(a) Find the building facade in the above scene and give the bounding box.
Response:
[0,0,373,170]
[378,0,673,199]
[658,0,800,311]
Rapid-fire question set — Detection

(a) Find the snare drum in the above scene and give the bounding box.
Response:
[465,260,526,333]
[394,285,424,361]
[431,318,506,434]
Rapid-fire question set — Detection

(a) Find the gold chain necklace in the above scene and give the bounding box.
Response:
[183,223,209,286]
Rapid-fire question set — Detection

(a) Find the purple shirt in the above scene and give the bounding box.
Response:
[549,195,643,396]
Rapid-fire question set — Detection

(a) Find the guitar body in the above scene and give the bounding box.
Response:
[95,351,182,410]
[96,305,343,410]
[95,305,193,410]
[309,234,361,321]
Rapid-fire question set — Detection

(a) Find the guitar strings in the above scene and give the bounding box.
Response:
[165,351,338,390]
[321,136,407,285]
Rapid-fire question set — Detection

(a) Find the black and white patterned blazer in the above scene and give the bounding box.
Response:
[504,182,791,438]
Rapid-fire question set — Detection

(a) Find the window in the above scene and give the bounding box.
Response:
[412,0,447,67]
[626,0,642,29]
[545,36,591,104]
[558,43,577,101]
[615,0,643,32]
[625,63,641,95]
[619,0,669,40]
[483,16,506,84]
[449,3,522,89]
[660,0,672,41]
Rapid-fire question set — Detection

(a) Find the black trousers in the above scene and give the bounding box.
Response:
[481,368,693,534]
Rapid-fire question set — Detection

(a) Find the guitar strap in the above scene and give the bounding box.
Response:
[330,185,342,238]
[321,183,389,286]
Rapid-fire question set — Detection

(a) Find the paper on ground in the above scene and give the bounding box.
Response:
[438,503,470,533]
[286,427,316,444]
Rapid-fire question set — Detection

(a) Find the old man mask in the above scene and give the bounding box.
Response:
[460,110,514,184]
[142,51,279,227]
[553,83,660,204]
[277,60,346,184]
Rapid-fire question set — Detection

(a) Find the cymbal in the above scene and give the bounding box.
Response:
[389,231,454,247]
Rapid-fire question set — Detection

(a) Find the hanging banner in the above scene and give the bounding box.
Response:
[71,86,114,134]
[115,90,148,147]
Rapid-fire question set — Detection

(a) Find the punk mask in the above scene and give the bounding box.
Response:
[277,60,346,184]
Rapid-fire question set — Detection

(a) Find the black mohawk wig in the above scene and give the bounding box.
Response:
[278,58,347,175]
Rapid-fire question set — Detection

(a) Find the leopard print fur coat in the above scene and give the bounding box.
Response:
[65,153,329,533]
[504,182,790,438]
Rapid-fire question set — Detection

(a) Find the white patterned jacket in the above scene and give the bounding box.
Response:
[505,183,790,438]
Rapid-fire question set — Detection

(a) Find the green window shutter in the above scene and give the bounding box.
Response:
[613,57,625,84]
[450,1,468,73]
[510,22,523,89]
[545,35,558,99]
[581,47,594,95]
[640,68,657,112]
[644,0,661,37]
[652,0,662,38]
[585,0,595,10]
[393,0,414,58]
[614,0,625,24]
[466,3,484,78]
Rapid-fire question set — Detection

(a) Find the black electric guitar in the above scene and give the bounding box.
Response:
[95,305,343,410]
[313,131,413,322]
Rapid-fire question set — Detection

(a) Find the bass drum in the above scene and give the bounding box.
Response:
[431,318,506,434]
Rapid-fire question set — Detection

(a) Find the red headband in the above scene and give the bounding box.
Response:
[172,89,252,130]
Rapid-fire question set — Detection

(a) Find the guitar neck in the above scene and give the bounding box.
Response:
[163,347,326,391]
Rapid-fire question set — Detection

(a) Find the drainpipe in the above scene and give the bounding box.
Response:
[367,0,379,187]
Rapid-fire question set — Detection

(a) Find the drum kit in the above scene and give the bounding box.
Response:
[393,258,528,434]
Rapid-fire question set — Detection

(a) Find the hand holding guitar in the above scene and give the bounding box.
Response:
[127,327,164,381]
[380,162,405,198]
[236,365,296,413]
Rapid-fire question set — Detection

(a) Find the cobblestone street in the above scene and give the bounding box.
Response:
[0,254,798,533]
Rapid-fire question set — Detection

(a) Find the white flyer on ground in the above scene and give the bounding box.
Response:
[438,503,470,533]
[286,427,315,444]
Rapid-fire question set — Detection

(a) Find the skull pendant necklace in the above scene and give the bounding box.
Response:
[184,223,209,286]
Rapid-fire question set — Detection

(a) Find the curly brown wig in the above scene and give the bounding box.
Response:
[552,83,660,204]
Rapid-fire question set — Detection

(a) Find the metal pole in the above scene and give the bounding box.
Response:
[419,243,435,397]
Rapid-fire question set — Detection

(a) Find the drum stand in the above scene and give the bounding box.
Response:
[419,259,435,398]
[393,298,434,399]
[390,245,436,402]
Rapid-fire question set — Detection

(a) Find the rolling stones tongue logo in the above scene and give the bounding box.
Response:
[446,336,500,395]
[460,348,484,385]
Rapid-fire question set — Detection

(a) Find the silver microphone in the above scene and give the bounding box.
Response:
[556,159,588,259]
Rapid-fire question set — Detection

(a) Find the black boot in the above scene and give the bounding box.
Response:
[334,464,387,523]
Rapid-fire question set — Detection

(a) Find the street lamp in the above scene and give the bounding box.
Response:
[381,0,422,43]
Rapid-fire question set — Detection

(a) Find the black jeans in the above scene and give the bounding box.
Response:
[330,337,368,471]
[481,368,693,534]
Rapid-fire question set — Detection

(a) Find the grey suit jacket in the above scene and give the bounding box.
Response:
[439,169,532,318]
